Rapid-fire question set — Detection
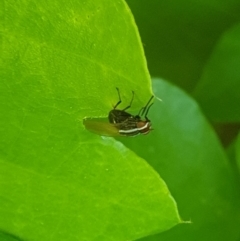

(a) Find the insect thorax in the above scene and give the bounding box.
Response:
[108,109,133,124]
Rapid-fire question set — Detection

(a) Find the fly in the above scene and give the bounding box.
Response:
[83,88,154,137]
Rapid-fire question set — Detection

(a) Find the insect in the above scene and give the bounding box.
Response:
[83,88,154,137]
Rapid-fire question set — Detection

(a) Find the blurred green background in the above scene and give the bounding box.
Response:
[124,0,240,240]
[127,0,240,91]
[127,0,240,129]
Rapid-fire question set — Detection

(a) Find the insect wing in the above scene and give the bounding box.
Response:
[84,89,154,137]
[83,118,121,137]
[108,109,133,124]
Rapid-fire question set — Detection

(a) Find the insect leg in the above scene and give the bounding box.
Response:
[122,90,134,111]
[141,95,154,118]
[137,107,144,116]
[113,87,122,109]
[144,103,153,120]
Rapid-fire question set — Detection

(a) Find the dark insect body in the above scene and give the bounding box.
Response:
[108,88,153,136]
[84,88,154,137]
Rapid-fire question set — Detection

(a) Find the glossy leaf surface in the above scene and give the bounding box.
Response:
[0,1,181,240]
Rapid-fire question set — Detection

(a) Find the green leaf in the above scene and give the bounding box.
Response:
[236,132,240,173]
[193,23,240,122]
[0,231,23,241]
[121,78,240,241]
[0,0,181,240]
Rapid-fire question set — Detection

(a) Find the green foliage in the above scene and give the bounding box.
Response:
[237,133,240,172]
[193,23,240,122]
[126,0,240,240]
[127,0,240,122]
[122,79,240,241]
[1,0,240,241]
[1,0,180,241]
